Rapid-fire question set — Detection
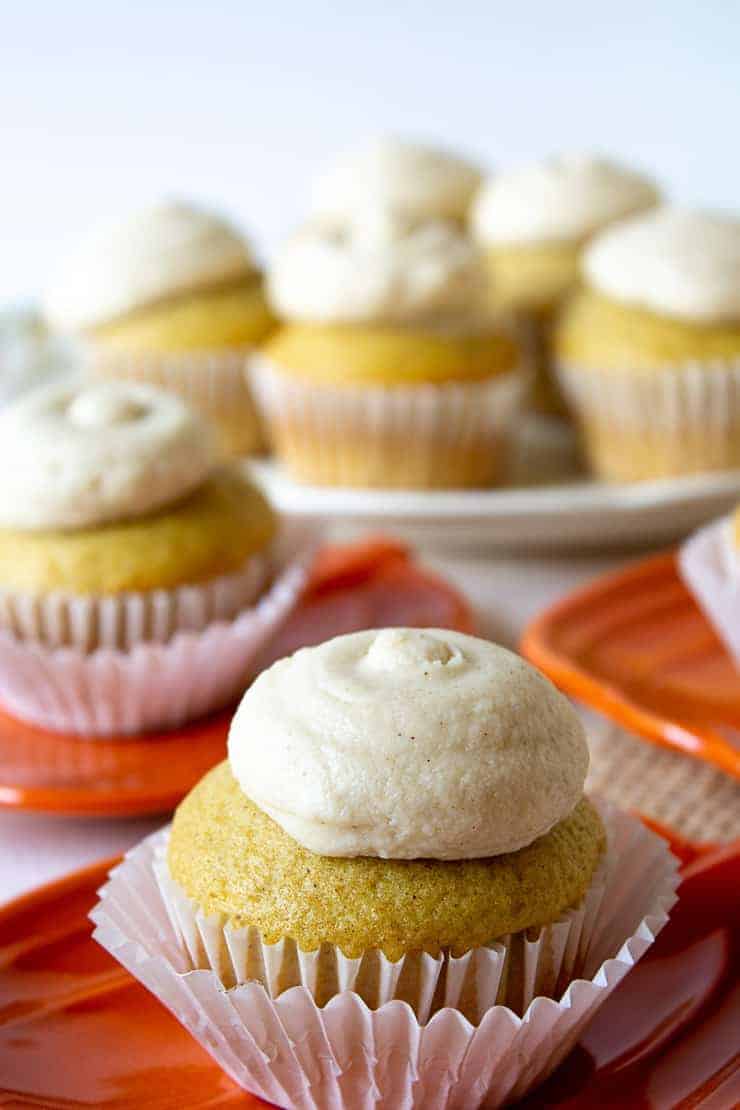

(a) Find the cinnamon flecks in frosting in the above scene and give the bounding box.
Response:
[311,136,483,225]
[44,200,257,332]
[584,208,740,323]
[228,628,589,860]
[267,217,486,324]
[472,154,659,246]
[0,381,214,530]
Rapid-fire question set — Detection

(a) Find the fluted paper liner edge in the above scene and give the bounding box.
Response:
[91,801,678,1108]
[0,527,317,736]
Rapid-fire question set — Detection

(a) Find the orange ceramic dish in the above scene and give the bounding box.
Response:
[522,551,740,781]
[0,537,474,818]
[1,829,738,1108]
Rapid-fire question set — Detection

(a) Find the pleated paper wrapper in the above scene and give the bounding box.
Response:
[90,344,267,457]
[679,514,740,664]
[556,357,740,481]
[249,356,529,488]
[91,803,679,1108]
[0,529,316,736]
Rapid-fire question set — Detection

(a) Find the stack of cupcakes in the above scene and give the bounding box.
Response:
[251,137,528,489]
[44,200,276,457]
[0,379,312,735]
[93,628,679,1107]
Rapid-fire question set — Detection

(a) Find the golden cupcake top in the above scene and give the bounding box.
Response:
[472,154,659,246]
[169,763,605,959]
[44,200,258,332]
[261,320,518,385]
[310,135,482,225]
[0,381,215,532]
[267,213,487,325]
[227,628,589,860]
[584,208,740,324]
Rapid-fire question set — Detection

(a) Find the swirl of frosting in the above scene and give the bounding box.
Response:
[472,154,659,245]
[311,136,483,224]
[584,207,740,323]
[0,380,214,530]
[228,628,589,859]
[44,201,257,331]
[267,215,486,323]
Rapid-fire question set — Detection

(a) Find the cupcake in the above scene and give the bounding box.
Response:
[251,216,526,488]
[679,505,740,665]
[44,201,276,456]
[472,155,659,417]
[310,135,483,227]
[555,208,740,481]
[0,379,311,735]
[93,628,678,1107]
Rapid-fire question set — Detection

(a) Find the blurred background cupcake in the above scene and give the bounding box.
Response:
[252,213,525,488]
[555,208,740,481]
[471,155,660,425]
[43,200,276,457]
[309,134,483,227]
[0,379,308,734]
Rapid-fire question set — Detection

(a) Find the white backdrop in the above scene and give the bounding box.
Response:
[1,0,736,302]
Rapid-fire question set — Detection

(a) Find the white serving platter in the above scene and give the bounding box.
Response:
[249,460,740,553]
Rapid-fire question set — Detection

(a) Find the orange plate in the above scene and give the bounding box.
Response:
[1,827,738,1108]
[522,551,740,781]
[0,537,473,818]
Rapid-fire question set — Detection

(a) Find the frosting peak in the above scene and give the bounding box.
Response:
[584,208,740,323]
[472,154,659,245]
[365,628,457,670]
[267,217,486,324]
[44,200,257,331]
[228,628,589,860]
[0,381,214,531]
[311,136,482,224]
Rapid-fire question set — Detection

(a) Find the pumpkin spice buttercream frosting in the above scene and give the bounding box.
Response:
[309,135,483,227]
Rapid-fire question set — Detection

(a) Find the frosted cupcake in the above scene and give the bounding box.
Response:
[0,380,309,734]
[44,201,276,456]
[93,628,678,1107]
[251,216,526,488]
[310,135,483,227]
[555,208,740,481]
[472,155,659,416]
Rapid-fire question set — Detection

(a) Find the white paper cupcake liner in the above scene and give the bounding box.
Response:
[0,552,270,651]
[91,802,678,1108]
[89,344,267,456]
[679,514,740,664]
[249,355,529,488]
[556,357,740,480]
[0,530,316,736]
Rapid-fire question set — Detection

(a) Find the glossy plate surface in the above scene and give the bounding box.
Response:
[0,538,473,818]
[522,551,740,781]
[251,459,740,553]
[1,829,738,1108]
